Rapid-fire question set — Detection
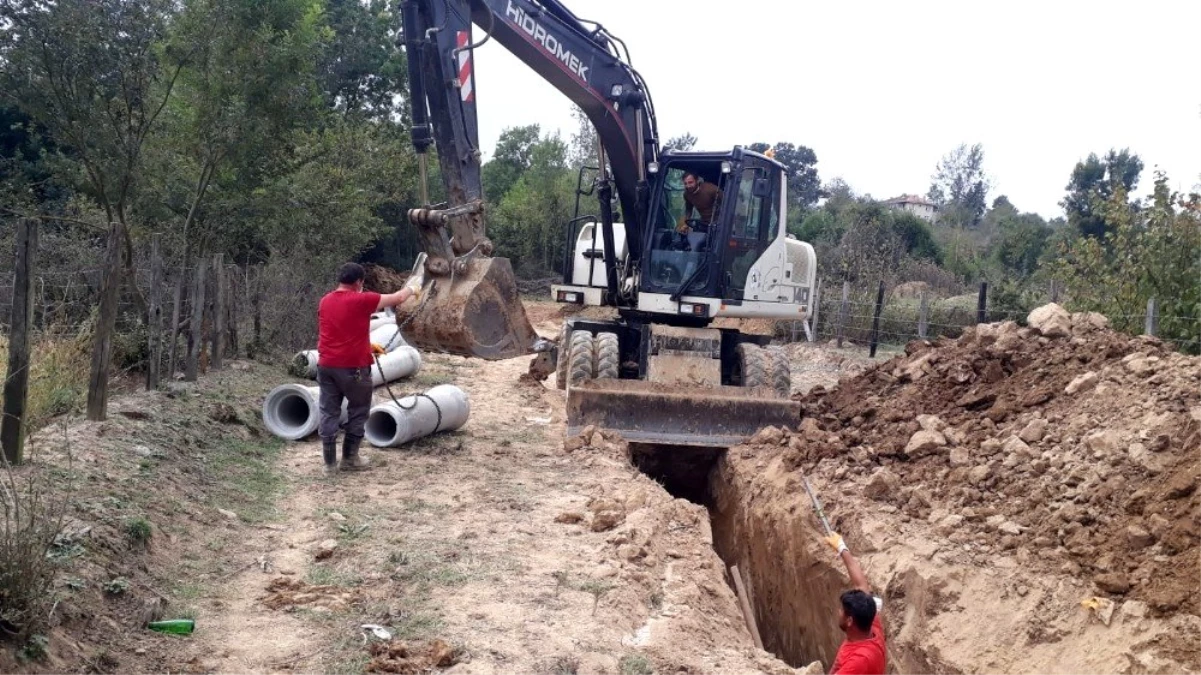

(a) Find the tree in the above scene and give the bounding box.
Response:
[748,141,823,210]
[928,143,990,228]
[149,0,327,259]
[319,0,406,121]
[1055,170,1199,352]
[482,124,542,204]
[1061,148,1143,239]
[663,132,697,152]
[567,106,598,169]
[1,0,183,420]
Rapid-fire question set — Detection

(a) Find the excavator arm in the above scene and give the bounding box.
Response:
[398,0,658,358]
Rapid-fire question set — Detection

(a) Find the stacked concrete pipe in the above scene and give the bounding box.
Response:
[364,384,471,448]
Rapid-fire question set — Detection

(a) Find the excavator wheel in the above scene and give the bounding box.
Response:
[594,332,620,380]
[566,330,595,388]
[766,346,791,398]
[735,343,768,389]
[555,323,572,390]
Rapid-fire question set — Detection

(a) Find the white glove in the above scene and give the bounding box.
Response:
[403,273,424,300]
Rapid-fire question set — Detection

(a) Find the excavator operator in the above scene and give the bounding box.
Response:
[677,172,721,251]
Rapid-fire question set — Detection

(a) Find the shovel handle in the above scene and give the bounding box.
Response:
[802,475,833,535]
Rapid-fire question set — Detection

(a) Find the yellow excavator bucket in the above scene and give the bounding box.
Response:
[395,254,538,360]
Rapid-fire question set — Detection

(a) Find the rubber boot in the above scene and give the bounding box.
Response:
[339,435,374,471]
[322,440,338,476]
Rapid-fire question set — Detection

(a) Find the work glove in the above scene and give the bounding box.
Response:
[403,273,424,302]
[825,532,849,556]
[371,343,386,355]
[675,217,691,234]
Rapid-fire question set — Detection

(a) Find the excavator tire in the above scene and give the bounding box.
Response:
[736,343,767,389]
[766,346,791,398]
[567,330,596,388]
[594,332,620,380]
[555,323,572,390]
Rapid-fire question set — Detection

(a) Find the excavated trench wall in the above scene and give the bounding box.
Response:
[708,454,848,669]
[630,443,848,670]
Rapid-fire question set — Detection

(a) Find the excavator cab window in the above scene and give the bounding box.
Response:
[643,163,729,294]
[722,164,779,301]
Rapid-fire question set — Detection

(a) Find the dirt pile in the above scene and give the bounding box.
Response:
[776,304,1199,615]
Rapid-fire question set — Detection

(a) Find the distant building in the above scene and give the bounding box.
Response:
[883,194,937,222]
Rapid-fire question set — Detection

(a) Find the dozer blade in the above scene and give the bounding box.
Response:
[566,378,801,448]
[396,256,538,360]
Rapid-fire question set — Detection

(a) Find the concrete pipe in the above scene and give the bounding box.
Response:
[369,311,394,332]
[369,346,422,386]
[262,384,347,440]
[289,349,320,379]
[364,384,470,448]
[369,322,408,352]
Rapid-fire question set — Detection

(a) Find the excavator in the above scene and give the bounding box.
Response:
[398,0,817,447]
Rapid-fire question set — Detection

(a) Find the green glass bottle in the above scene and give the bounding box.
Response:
[148,619,195,635]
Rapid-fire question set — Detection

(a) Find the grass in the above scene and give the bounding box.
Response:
[388,545,478,587]
[0,332,90,430]
[202,438,286,523]
[305,565,362,588]
[389,610,446,640]
[123,517,152,549]
[619,654,654,675]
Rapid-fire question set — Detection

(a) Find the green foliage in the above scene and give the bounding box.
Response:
[748,141,823,209]
[928,143,990,228]
[1054,171,1200,352]
[485,127,575,276]
[103,577,131,595]
[123,517,153,548]
[1062,148,1143,239]
[18,634,49,662]
[663,133,697,152]
[618,654,654,675]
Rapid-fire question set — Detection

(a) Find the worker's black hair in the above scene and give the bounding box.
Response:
[840,590,877,632]
[337,262,366,285]
[683,172,698,180]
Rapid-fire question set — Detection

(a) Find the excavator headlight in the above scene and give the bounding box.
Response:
[721,161,732,174]
[679,303,709,317]
[647,162,659,174]
[610,84,624,98]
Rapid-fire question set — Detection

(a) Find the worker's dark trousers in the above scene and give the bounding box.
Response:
[316,365,373,442]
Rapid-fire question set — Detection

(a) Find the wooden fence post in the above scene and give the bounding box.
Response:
[146,234,163,390]
[976,282,988,325]
[86,222,122,421]
[227,266,240,357]
[251,267,263,358]
[211,253,225,371]
[918,292,929,339]
[167,272,184,380]
[869,280,885,358]
[1050,279,1060,303]
[1145,298,1158,337]
[185,259,207,381]
[809,278,822,343]
[835,280,850,348]
[2,219,37,464]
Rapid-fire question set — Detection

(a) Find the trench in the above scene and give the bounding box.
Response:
[629,443,848,671]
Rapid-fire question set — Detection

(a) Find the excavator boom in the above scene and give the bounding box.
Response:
[398,0,657,359]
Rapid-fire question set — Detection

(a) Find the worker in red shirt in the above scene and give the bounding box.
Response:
[317,263,422,474]
[825,531,886,675]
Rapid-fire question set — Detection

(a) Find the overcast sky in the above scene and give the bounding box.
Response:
[469,0,1201,219]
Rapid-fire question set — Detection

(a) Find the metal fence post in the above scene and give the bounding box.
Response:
[869,281,885,358]
[918,291,929,339]
[1145,298,1158,337]
[977,282,988,324]
[809,278,822,343]
[836,280,849,348]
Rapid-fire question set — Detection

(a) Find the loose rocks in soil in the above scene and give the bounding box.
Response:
[777,304,1200,615]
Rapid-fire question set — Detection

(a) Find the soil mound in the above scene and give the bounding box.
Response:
[778,304,1199,615]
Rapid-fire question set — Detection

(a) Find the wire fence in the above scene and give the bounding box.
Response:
[781,279,1201,356]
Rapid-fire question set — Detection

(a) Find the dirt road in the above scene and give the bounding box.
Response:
[171,315,792,674]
